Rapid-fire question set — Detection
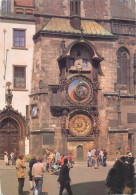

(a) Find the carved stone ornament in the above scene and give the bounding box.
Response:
[76,63,83,72]
[6,82,13,106]
[67,75,93,105]
[69,114,92,137]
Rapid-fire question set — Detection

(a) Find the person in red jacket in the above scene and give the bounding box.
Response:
[59,155,66,166]
[68,153,73,166]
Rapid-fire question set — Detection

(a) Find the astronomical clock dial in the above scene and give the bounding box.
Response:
[67,76,93,104]
[32,105,38,118]
[69,114,92,136]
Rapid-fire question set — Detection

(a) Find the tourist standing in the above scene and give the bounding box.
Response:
[45,148,50,171]
[16,154,26,195]
[87,150,92,167]
[114,147,121,161]
[49,150,54,162]
[91,148,95,166]
[68,153,73,166]
[106,160,126,194]
[4,151,9,165]
[58,158,73,195]
[60,154,66,166]
[99,149,104,166]
[54,149,61,164]
[94,148,100,169]
[123,157,135,194]
[126,145,131,155]
[103,149,108,167]
[13,149,17,165]
[10,152,14,165]
[29,155,37,190]
[32,156,45,195]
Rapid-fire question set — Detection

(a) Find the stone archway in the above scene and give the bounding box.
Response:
[0,106,26,159]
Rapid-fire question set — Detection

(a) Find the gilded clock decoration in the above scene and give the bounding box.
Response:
[69,114,92,136]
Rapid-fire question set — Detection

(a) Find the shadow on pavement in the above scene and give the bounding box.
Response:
[23,191,48,195]
[63,181,107,195]
[23,191,30,195]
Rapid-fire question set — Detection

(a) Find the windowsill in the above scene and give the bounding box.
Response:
[12,47,28,50]
[12,89,28,91]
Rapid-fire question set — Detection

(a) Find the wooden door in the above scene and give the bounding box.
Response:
[0,118,19,159]
[76,145,83,161]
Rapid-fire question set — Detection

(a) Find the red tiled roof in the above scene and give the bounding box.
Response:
[15,0,33,7]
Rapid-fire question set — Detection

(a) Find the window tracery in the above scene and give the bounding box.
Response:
[117,47,130,85]
[70,0,80,16]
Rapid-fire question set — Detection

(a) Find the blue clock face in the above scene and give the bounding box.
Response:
[120,0,124,2]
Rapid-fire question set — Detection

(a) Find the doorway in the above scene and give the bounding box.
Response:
[76,145,83,161]
[0,118,19,159]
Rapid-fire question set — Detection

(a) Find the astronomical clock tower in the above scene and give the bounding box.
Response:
[30,0,134,160]
[55,39,103,160]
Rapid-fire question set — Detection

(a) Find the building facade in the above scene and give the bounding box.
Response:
[29,0,136,160]
[0,0,136,161]
[0,0,35,158]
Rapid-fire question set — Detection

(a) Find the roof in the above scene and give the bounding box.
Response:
[41,17,113,37]
[15,0,33,7]
[111,0,136,20]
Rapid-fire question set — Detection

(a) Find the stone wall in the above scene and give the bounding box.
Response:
[35,0,110,19]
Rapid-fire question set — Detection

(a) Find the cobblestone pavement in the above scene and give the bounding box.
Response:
[0,161,114,195]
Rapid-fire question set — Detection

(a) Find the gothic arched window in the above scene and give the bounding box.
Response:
[70,0,80,16]
[117,47,130,85]
[1,0,11,13]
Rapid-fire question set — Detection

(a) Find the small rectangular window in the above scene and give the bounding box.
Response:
[13,66,26,89]
[13,29,25,48]
[82,59,88,67]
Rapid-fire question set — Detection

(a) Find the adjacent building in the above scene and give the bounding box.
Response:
[0,0,35,158]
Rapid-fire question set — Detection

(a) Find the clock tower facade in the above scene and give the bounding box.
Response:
[29,0,136,159]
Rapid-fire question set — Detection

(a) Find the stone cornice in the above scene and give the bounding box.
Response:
[104,93,136,99]
[30,128,55,134]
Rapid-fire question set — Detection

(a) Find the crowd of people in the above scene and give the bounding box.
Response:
[106,146,135,194]
[87,148,108,168]
[2,146,135,195]
[3,150,17,166]
[5,148,74,195]
[106,157,135,194]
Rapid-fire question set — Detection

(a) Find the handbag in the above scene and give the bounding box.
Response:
[33,186,38,195]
